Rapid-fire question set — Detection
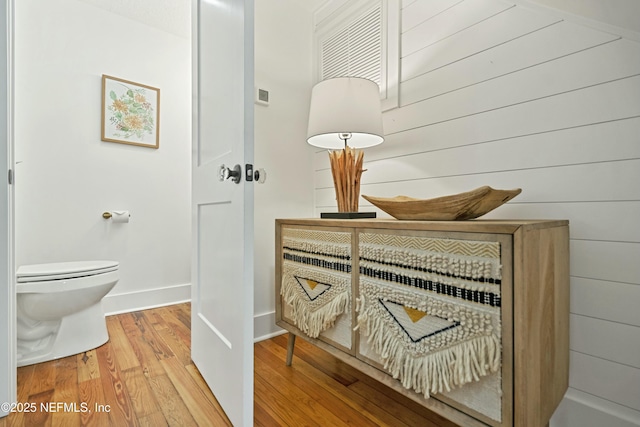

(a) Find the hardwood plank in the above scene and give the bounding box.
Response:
[160,356,230,426]
[78,378,108,427]
[137,412,169,427]
[51,356,81,427]
[121,367,162,419]
[52,356,78,393]
[254,342,351,427]
[106,316,140,371]
[351,373,461,427]
[255,340,380,427]
[265,336,422,427]
[95,341,138,426]
[146,310,166,329]
[130,312,150,335]
[30,360,56,396]
[253,401,279,427]
[349,380,454,427]
[118,313,144,338]
[23,388,54,427]
[125,332,166,379]
[253,383,291,427]
[133,312,174,361]
[147,375,198,427]
[254,373,322,427]
[159,307,192,349]
[151,316,191,366]
[76,350,100,383]
[184,364,225,410]
[8,364,35,427]
[166,304,191,331]
[272,334,360,386]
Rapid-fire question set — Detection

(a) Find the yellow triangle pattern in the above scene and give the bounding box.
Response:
[306,279,318,290]
[403,306,427,323]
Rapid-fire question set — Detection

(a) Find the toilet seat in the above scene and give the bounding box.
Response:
[17,260,119,283]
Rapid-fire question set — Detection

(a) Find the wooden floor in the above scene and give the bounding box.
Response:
[1,303,457,427]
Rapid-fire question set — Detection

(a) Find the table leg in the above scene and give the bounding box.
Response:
[286,333,296,366]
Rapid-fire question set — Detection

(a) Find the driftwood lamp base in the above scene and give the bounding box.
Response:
[328,146,368,213]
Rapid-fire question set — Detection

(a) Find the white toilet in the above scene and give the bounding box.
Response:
[16,260,119,367]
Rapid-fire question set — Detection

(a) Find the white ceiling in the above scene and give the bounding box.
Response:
[77,0,327,40]
[77,0,640,41]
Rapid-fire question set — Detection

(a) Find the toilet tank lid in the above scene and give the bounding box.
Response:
[17,260,119,279]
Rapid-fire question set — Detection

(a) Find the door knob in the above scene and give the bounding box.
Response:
[218,164,242,184]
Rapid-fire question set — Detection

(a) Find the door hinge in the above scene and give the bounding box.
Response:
[8,169,13,185]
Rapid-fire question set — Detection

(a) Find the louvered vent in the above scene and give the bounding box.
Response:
[320,5,382,86]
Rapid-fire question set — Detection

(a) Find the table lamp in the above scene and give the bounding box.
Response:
[307,77,384,218]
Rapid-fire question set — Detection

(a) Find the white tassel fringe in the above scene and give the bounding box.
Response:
[281,279,349,339]
[356,295,500,398]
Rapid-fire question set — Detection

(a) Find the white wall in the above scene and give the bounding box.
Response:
[253,0,316,339]
[313,0,640,425]
[14,0,192,313]
[12,0,316,336]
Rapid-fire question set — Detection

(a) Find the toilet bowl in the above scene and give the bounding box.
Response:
[16,260,119,367]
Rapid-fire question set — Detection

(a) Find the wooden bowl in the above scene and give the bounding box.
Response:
[362,186,522,220]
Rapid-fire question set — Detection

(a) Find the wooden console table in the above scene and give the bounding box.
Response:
[275,218,569,427]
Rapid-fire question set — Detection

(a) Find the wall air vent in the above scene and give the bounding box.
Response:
[320,5,382,87]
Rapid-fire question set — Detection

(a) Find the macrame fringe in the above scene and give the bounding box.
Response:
[355,296,500,398]
[281,279,349,339]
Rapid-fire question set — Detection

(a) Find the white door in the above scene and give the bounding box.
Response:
[191,0,254,425]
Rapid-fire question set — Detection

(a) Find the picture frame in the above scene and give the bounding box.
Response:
[101,74,160,149]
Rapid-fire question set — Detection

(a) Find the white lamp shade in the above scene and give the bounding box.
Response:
[307,77,384,149]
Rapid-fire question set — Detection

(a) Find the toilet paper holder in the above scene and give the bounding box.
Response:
[102,211,130,220]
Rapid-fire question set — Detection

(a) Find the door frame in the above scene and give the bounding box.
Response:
[1,0,16,416]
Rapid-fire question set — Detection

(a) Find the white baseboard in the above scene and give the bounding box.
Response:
[254,310,286,342]
[551,388,640,427]
[103,288,285,342]
[103,283,191,316]
[104,291,285,343]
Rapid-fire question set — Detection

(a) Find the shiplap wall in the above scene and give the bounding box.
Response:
[313,0,640,425]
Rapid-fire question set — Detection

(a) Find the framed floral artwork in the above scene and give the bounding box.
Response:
[101,75,160,148]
